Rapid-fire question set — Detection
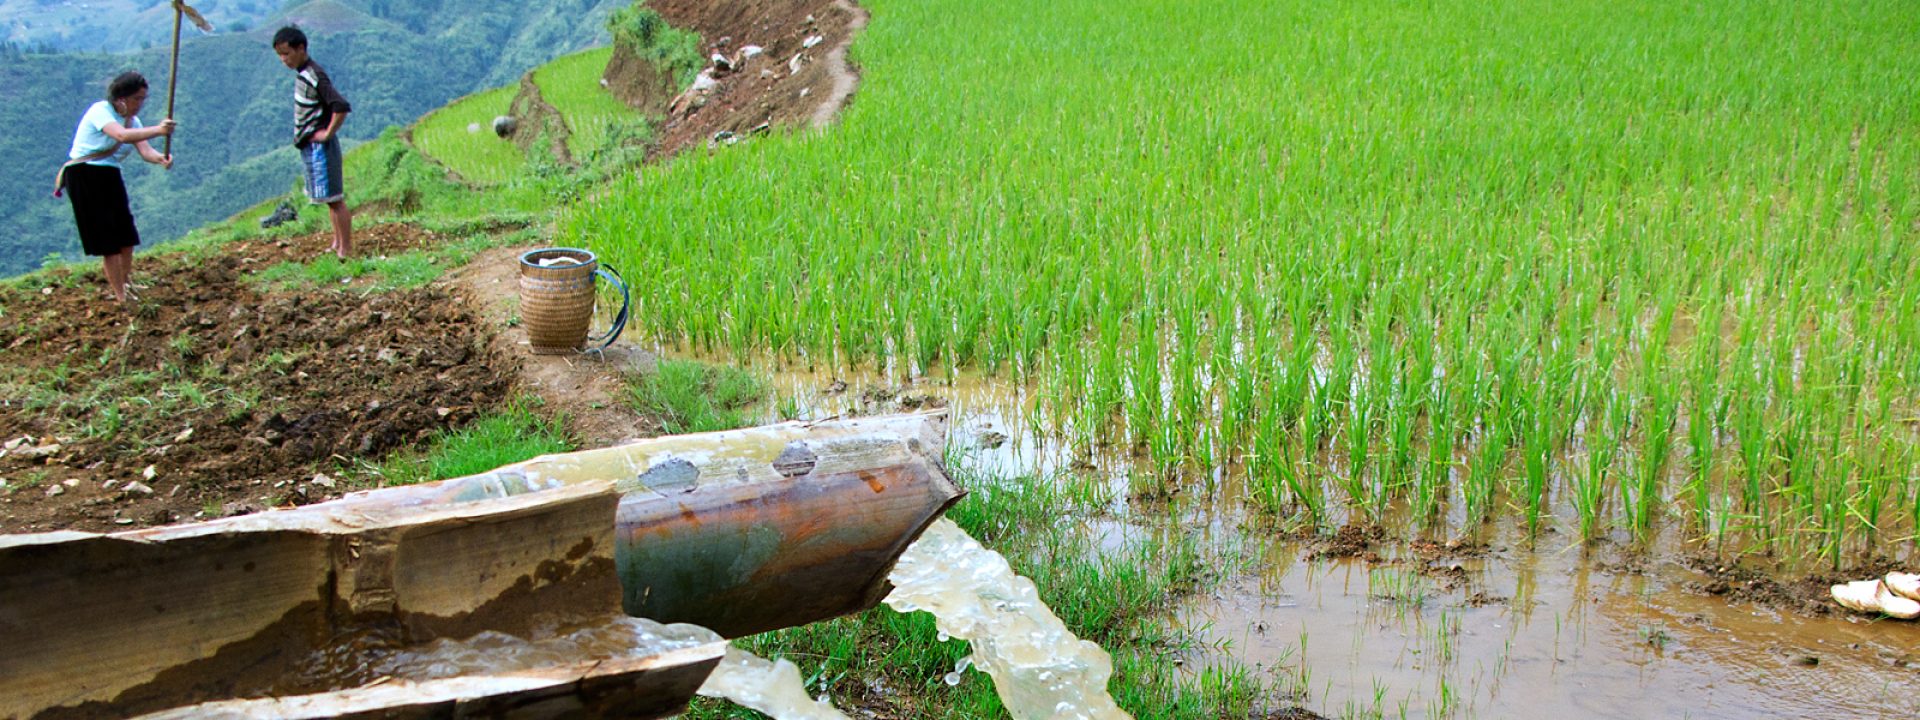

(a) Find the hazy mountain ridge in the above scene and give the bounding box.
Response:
[1,0,627,276]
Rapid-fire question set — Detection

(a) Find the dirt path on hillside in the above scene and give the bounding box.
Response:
[444,245,663,449]
[812,0,869,128]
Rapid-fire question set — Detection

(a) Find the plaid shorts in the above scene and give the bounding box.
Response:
[301,137,344,203]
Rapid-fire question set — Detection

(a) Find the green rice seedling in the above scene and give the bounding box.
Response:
[1415,379,1454,530]
[1367,567,1429,615]
[1344,395,1376,521]
[1630,378,1679,536]
[1573,390,1622,538]
[1463,424,1506,528]
[1125,309,1163,452]
[1520,393,1554,538]
[1683,329,1725,532]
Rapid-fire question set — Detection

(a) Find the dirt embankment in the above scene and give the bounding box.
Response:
[603,42,678,114]
[506,72,576,165]
[646,0,868,155]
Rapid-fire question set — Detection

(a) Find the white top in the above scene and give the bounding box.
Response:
[68,100,143,167]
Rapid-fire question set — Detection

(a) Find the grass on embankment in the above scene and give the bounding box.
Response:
[624,359,769,435]
[372,398,574,486]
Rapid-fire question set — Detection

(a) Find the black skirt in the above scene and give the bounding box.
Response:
[65,162,140,257]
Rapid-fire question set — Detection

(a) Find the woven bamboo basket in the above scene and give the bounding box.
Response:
[519,248,599,355]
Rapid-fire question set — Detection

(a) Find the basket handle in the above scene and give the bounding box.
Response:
[586,264,631,351]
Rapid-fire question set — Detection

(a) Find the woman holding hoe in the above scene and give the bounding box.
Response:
[58,71,175,304]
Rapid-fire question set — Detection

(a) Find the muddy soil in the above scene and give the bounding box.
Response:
[0,225,510,533]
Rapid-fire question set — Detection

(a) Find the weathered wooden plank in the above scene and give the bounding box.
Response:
[0,481,622,720]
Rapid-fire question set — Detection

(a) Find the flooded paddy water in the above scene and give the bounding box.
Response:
[713,353,1920,718]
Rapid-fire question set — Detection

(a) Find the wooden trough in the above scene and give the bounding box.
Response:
[0,412,960,720]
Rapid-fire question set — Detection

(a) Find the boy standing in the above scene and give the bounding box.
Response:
[272,26,353,258]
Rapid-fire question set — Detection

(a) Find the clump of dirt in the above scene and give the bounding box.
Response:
[506,72,575,164]
[0,226,510,533]
[1682,557,1868,617]
[647,0,866,156]
[1311,524,1385,562]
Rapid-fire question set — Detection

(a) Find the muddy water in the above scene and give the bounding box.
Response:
[1182,526,1920,718]
[710,354,1920,718]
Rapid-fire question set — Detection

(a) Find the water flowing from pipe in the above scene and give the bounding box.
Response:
[697,646,852,720]
[884,518,1131,719]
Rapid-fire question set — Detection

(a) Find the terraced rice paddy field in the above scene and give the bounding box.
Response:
[412,85,527,185]
[566,0,1920,716]
[535,47,652,161]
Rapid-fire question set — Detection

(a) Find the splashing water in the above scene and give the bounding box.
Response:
[358,615,851,720]
[370,616,721,682]
[885,518,1132,719]
[697,646,852,720]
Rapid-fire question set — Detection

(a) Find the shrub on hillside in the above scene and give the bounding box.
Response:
[605,3,704,87]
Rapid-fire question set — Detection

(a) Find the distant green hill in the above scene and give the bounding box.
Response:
[0,0,278,55]
[1,0,632,277]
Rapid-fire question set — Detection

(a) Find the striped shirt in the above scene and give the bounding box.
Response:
[292,59,351,147]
